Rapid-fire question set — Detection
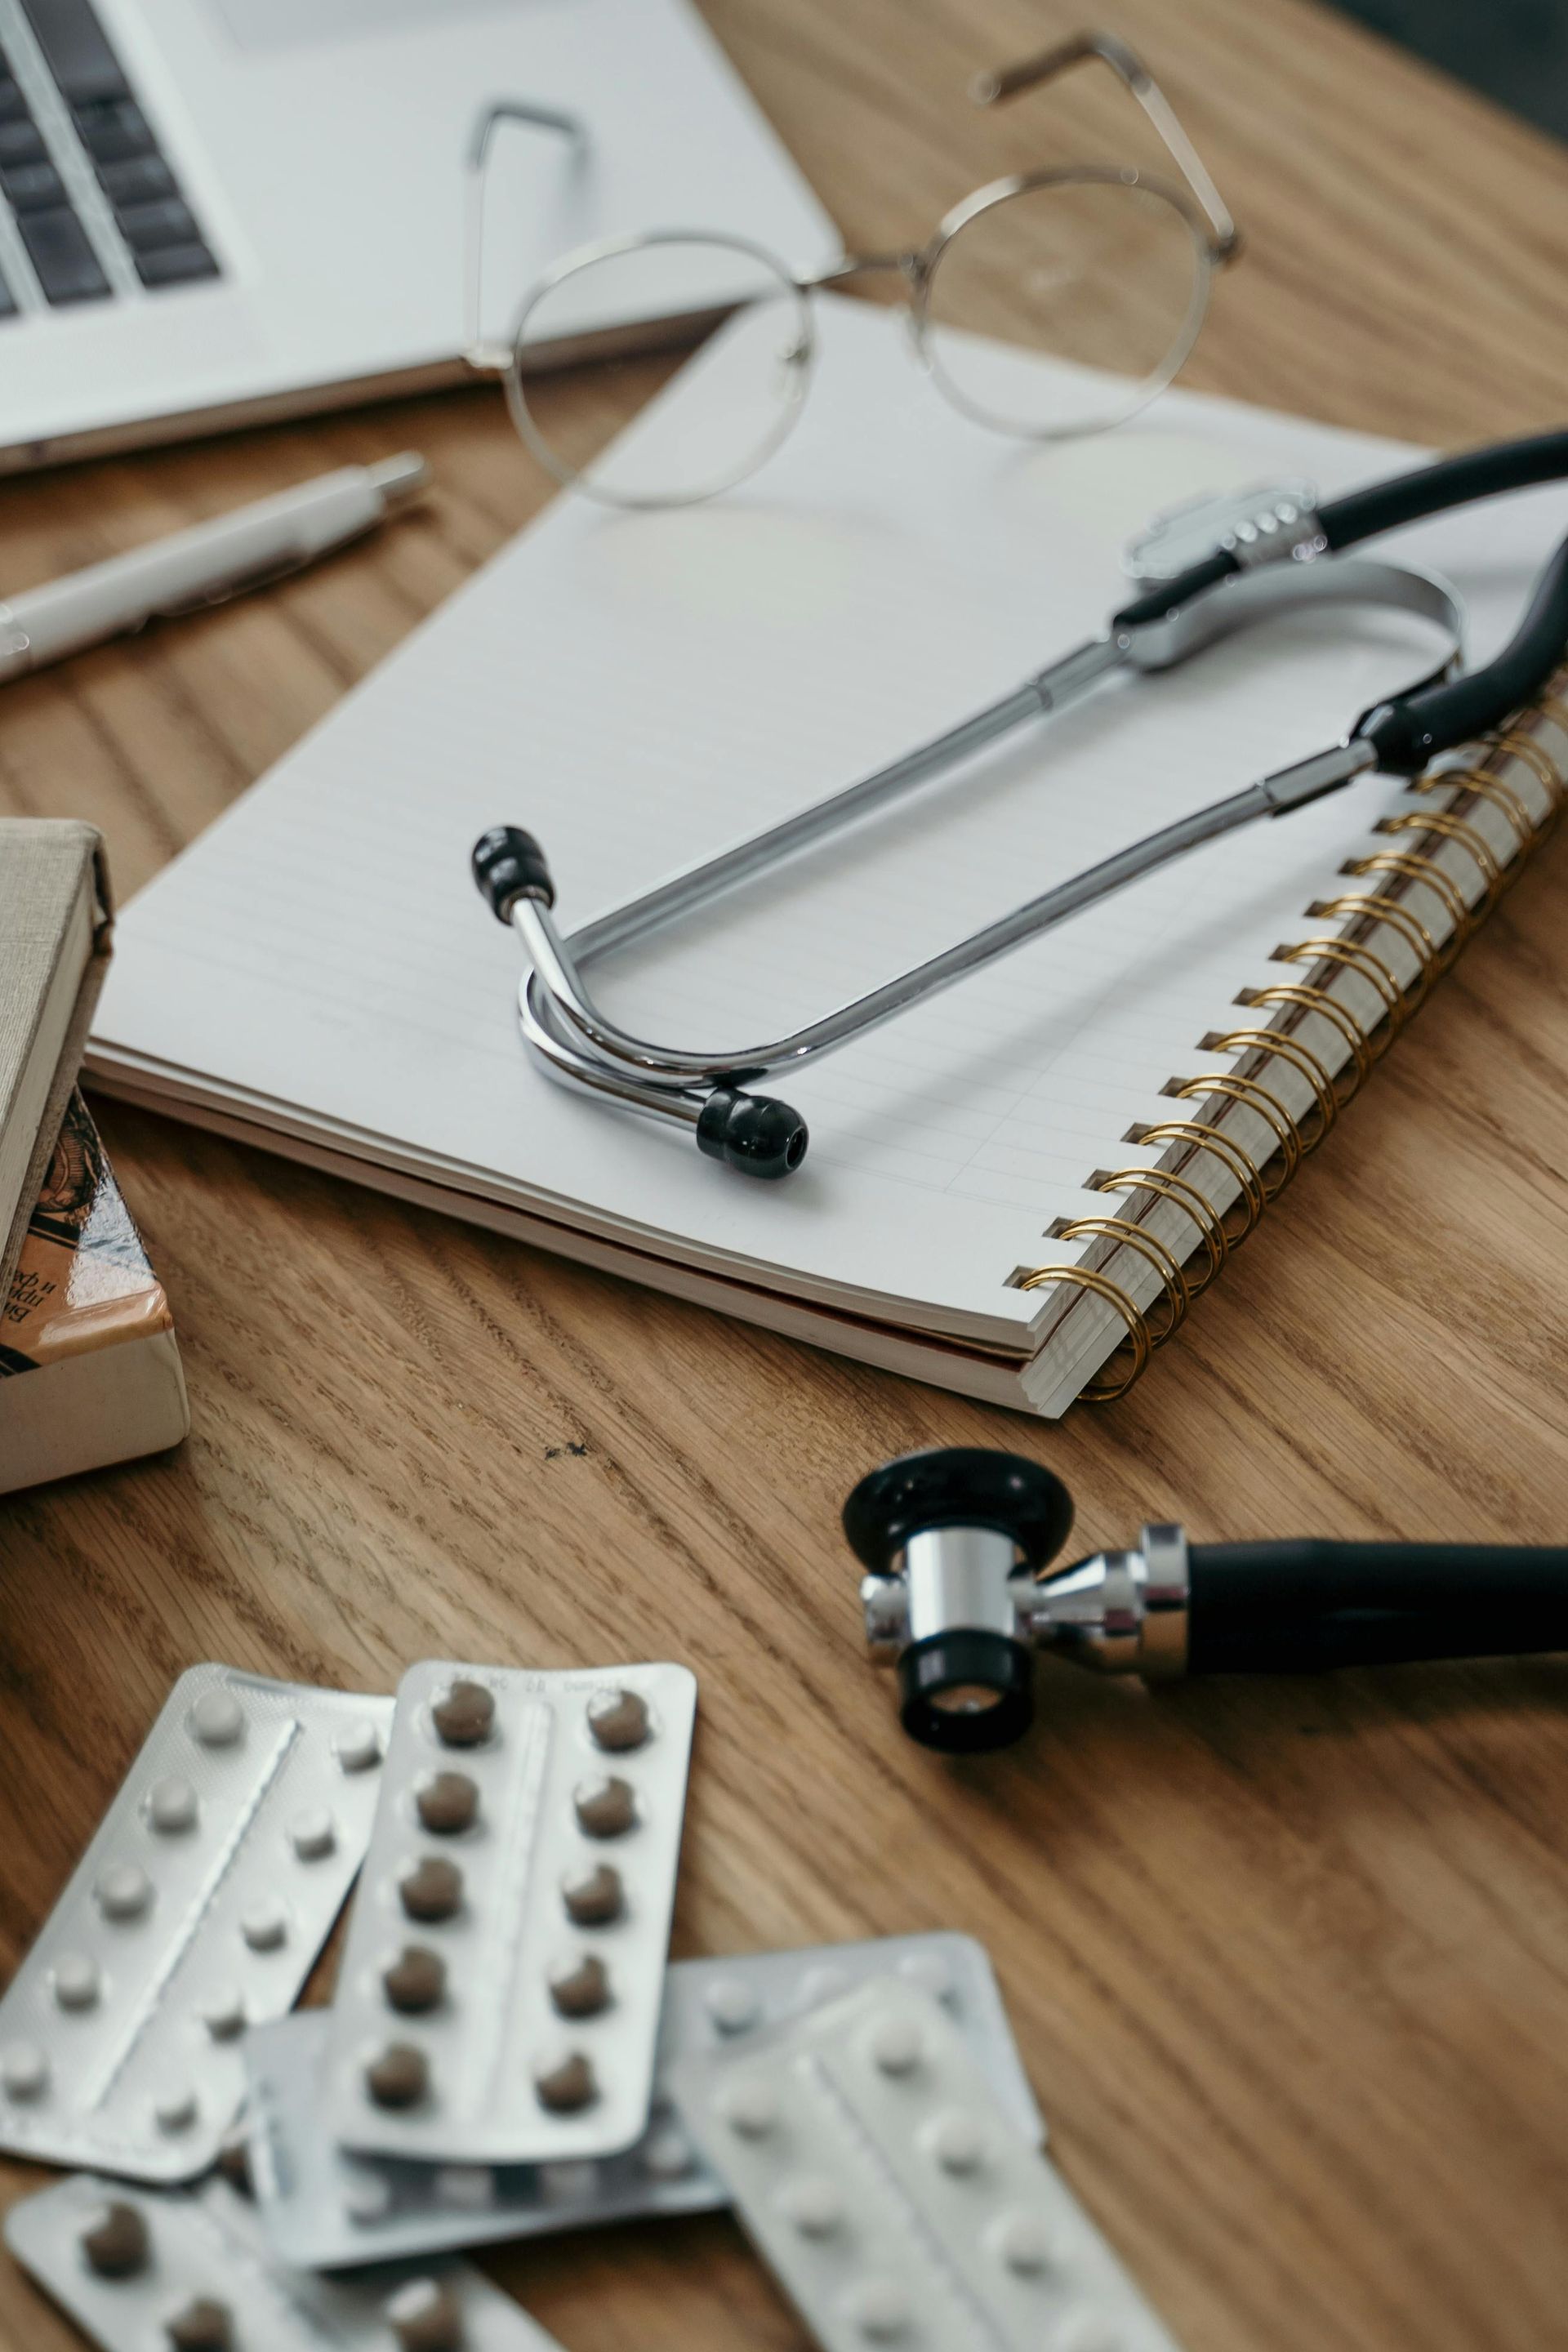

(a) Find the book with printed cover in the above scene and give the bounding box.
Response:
[0,1094,189,1494]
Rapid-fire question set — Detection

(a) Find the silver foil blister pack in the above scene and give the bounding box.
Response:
[671,1976,1184,2352]
[246,1933,1043,2268]
[325,1659,697,2163]
[4,2171,564,2352]
[0,1666,393,2181]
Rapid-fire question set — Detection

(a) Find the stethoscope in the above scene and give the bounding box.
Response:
[474,428,1568,1177]
[849,1446,1568,1753]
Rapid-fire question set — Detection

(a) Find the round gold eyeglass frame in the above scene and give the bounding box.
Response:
[463,29,1241,513]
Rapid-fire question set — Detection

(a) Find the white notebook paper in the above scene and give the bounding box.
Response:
[87,296,1568,1412]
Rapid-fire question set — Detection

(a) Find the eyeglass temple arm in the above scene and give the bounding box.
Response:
[970,29,1239,261]
[465,100,592,372]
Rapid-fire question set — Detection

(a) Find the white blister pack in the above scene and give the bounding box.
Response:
[670,1978,1185,2352]
[4,2171,564,2352]
[247,1934,1043,2269]
[325,1659,697,2163]
[0,1665,393,2182]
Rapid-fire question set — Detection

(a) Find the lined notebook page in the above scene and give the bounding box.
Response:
[91,297,1568,1347]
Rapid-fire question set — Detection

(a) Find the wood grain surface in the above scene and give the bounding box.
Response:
[5,2,1568,2347]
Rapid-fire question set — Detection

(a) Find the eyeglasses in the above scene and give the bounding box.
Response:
[463,32,1241,511]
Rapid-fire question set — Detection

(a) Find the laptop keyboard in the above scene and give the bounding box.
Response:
[0,0,220,315]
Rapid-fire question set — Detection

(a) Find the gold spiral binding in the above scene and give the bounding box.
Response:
[1126,1117,1269,1239]
[1305,894,1441,1004]
[1235,981,1375,1089]
[1201,1024,1341,1143]
[1492,724,1567,818]
[1043,693,1566,1409]
[1338,850,1473,964]
[1016,1260,1151,1402]
[1164,1072,1301,1196]
[1050,1214,1190,1342]
[1374,810,1504,911]
[1092,1165,1229,1294]
[1270,936,1407,1049]
[1410,767,1537,866]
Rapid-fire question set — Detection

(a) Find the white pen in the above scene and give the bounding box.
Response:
[0,452,430,681]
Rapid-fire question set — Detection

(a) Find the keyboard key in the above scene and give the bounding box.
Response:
[17,204,108,302]
[1,158,65,210]
[72,96,152,163]
[135,238,218,288]
[0,78,30,123]
[18,0,129,102]
[98,153,175,207]
[0,266,16,318]
[0,117,46,164]
[115,194,199,252]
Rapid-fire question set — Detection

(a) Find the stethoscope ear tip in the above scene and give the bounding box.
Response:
[695,1088,808,1177]
[473,824,555,920]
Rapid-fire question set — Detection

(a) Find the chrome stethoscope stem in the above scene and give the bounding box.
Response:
[514,760,1351,1095]
[474,499,1500,1174]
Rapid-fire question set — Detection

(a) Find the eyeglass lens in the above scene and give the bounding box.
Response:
[507,235,813,508]
[918,175,1211,439]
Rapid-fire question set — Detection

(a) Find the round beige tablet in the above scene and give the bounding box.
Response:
[52,1953,100,2011]
[539,2159,598,2206]
[200,1987,247,2042]
[924,2109,986,2176]
[96,1863,153,1922]
[189,1687,244,1748]
[148,1776,198,1835]
[640,2123,697,2181]
[703,1977,761,2036]
[79,2200,149,2278]
[399,1855,463,1922]
[366,2042,430,2109]
[586,1688,649,1753]
[383,1944,447,2014]
[843,2278,911,2341]
[433,2164,494,2212]
[240,1898,288,1952]
[430,1680,495,1748]
[165,2296,233,2350]
[990,2210,1058,2277]
[572,1774,637,1838]
[415,1772,479,1836]
[718,2076,779,2140]
[288,1807,336,1860]
[866,2014,923,2077]
[345,2174,394,2226]
[561,1862,622,1927]
[155,2085,198,2133]
[0,2042,47,2100]
[777,2174,843,2238]
[332,1718,383,1773]
[384,2276,465,2352]
[533,2051,597,2113]
[548,1952,610,2018]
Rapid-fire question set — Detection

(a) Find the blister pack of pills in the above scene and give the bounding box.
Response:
[5,2172,564,2352]
[670,1977,1185,2352]
[247,1934,1043,2269]
[325,1659,697,2163]
[0,1665,394,2182]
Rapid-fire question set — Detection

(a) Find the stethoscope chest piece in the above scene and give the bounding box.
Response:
[846,1448,1074,1753]
[852,1445,1568,1758]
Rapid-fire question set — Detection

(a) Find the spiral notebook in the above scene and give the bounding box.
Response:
[85,296,1568,1415]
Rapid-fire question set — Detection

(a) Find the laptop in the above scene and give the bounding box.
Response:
[0,0,835,469]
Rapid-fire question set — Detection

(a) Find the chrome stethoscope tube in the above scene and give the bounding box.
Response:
[475,430,1568,1177]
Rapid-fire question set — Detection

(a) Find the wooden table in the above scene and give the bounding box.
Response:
[6,2,1568,2345]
